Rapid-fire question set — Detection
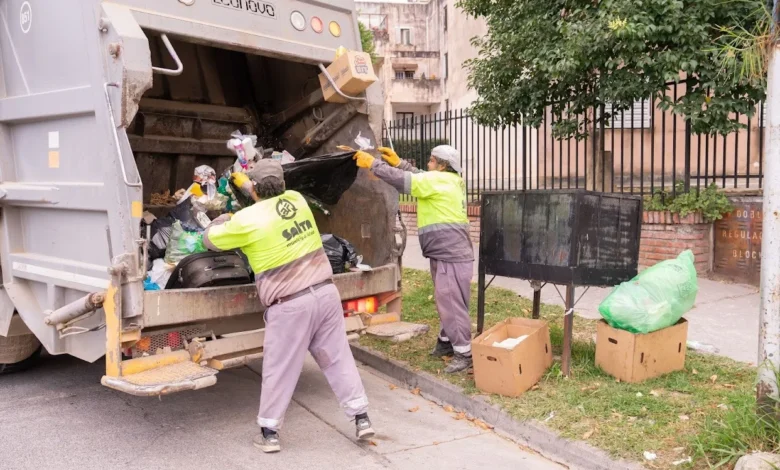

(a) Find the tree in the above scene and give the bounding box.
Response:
[359,21,378,63]
[457,0,769,137]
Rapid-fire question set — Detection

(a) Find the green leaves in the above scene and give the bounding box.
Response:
[456,0,767,137]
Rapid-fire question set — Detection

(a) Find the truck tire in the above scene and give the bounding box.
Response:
[0,334,42,375]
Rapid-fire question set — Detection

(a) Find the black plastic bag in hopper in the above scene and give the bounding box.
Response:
[321,234,359,274]
[282,151,358,205]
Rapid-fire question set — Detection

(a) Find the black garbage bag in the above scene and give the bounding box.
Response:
[283,151,358,205]
[144,198,203,266]
[321,234,359,274]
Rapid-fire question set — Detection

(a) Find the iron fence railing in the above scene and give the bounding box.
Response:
[383,82,765,204]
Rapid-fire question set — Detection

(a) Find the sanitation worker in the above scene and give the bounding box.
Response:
[203,159,374,453]
[354,145,474,373]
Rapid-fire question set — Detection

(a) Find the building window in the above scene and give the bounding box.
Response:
[443,6,448,32]
[404,70,415,79]
[395,71,405,80]
[396,112,415,128]
[444,53,449,79]
[603,100,652,129]
[400,28,411,45]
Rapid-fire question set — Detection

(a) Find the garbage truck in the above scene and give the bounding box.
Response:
[0,0,404,395]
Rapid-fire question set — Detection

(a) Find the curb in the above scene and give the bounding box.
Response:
[351,343,644,470]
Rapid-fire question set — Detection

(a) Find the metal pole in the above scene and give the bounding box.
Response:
[531,281,542,320]
[758,0,780,405]
[562,284,575,377]
[477,262,486,334]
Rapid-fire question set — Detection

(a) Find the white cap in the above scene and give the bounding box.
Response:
[430,145,462,174]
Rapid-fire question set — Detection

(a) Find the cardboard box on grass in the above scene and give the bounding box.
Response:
[472,318,553,397]
[595,318,688,383]
[318,50,377,103]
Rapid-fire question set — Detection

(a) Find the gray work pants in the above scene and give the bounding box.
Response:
[257,284,369,431]
[430,259,474,354]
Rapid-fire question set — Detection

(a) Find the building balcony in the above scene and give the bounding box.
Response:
[389,78,442,105]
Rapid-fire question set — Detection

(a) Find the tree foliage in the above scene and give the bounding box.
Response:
[456,0,769,137]
[359,21,378,63]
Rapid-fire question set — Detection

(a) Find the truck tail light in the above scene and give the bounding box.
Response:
[342,296,377,316]
[311,17,323,34]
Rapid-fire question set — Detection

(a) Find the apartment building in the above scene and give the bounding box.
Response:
[356,0,486,122]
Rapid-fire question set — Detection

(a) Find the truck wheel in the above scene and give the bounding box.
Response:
[0,334,42,375]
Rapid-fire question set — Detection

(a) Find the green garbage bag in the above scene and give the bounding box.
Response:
[164,221,207,265]
[598,250,698,334]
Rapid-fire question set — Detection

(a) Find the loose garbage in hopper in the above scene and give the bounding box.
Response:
[141,131,367,291]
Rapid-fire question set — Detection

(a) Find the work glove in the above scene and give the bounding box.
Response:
[353,150,375,169]
[377,147,401,167]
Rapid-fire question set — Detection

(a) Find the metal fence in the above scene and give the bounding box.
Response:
[383,82,765,203]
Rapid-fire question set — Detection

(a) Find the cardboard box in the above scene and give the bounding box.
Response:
[318,50,377,103]
[595,319,688,383]
[472,318,553,397]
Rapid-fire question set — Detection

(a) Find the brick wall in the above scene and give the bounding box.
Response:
[639,212,712,275]
[398,205,713,275]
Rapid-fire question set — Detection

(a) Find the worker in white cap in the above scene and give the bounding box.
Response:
[354,145,474,373]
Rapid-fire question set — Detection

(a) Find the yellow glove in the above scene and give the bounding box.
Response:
[354,150,375,169]
[377,147,401,167]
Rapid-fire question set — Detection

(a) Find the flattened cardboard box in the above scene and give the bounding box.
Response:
[472,318,553,397]
[595,318,688,383]
[319,51,377,103]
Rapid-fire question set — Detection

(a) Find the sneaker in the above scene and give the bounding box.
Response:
[444,353,473,374]
[430,339,454,358]
[253,428,281,453]
[355,413,375,440]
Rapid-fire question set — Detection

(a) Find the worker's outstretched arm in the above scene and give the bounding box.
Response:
[377,147,423,174]
[355,151,413,194]
[354,150,436,198]
[203,213,252,251]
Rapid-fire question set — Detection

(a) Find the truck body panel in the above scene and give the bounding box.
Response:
[0,0,400,377]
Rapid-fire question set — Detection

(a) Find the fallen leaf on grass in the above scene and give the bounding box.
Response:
[710,374,718,384]
[582,429,596,440]
[636,392,644,398]
[368,440,378,446]
[672,447,686,454]
[717,403,729,410]
[443,405,454,413]
[643,451,657,461]
[672,457,692,466]
[389,384,397,390]
[531,384,540,391]
[649,390,661,397]
[723,384,735,389]
[692,369,698,375]
[678,415,690,421]
[411,388,421,396]
[408,406,420,413]
[427,295,433,301]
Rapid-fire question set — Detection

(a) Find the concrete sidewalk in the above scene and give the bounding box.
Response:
[401,236,760,365]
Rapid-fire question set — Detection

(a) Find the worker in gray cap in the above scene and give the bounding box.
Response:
[354,145,474,373]
[203,159,375,453]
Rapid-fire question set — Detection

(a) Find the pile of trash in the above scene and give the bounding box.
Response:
[141,131,369,291]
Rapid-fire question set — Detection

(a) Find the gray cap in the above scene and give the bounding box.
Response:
[431,145,461,174]
[247,159,284,183]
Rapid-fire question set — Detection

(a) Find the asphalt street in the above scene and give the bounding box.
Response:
[0,352,563,470]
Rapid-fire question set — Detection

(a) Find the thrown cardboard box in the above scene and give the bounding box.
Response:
[472,318,553,397]
[318,50,377,103]
[595,318,688,383]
